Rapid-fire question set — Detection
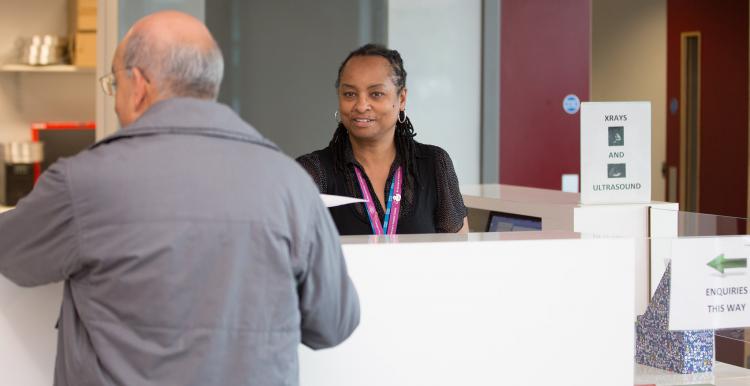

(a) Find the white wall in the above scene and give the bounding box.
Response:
[0,0,95,144]
[388,0,482,185]
[592,0,667,201]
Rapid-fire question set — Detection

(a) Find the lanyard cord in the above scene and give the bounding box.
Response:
[353,166,403,235]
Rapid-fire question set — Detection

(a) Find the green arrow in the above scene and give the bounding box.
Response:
[707,254,747,274]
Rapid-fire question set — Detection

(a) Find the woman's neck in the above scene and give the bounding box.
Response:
[350,134,396,169]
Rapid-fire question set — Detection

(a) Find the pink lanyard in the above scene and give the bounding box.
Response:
[353,166,403,235]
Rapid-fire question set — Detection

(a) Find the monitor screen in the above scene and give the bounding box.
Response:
[485,211,542,232]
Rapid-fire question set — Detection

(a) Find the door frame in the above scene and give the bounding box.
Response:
[679,31,702,212]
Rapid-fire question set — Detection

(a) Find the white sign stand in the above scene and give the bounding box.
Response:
[670,236,750,330]
[580,102,651,204]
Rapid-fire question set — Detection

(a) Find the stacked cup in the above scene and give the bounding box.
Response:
[19,35,68,65]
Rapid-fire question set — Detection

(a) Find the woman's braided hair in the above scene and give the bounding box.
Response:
[330,43,418,187]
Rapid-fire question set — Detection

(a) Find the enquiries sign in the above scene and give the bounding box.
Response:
[580,102,651,204]
[670,237,750,330]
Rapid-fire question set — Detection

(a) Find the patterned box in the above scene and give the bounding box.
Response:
[635,263,714,373]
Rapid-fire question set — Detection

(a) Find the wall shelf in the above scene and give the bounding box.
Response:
[0,64,95,73]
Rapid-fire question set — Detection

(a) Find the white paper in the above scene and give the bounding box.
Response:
[320,194,365,208]
[669,236,750,330]
[580,102,651,204]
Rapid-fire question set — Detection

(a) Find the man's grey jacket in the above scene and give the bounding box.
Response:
[0,98,360,386]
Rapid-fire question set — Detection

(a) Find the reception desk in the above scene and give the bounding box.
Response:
[1,231,637,386]
[0,185,747,385]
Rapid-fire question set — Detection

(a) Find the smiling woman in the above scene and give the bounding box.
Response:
[297,44,468,236]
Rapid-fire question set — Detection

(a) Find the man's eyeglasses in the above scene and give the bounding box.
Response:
[98,67,131,97]
[99,67,150,96]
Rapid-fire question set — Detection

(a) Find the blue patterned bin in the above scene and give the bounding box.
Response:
[635,263,714,373]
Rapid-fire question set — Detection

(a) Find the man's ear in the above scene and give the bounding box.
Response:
[130,67,150,113]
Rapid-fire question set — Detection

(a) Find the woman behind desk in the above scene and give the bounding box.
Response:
[297,44,468,235]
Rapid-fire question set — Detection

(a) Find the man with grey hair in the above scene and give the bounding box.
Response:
[0,10,359,386]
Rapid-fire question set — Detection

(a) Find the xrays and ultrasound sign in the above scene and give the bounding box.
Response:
[580,102,651,204]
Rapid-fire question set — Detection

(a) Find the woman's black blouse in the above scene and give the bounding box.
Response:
[296,141,467,235]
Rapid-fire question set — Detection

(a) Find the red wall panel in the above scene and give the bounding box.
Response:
[666,0,748,217]
[500,0,591,189]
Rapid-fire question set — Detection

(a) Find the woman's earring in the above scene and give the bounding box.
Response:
[398,110,406,124]
[334,110,341,123]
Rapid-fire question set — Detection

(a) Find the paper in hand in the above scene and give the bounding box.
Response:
[320,194,366,208]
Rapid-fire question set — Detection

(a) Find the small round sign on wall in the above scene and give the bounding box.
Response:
[669,97,679,115]
[562,94,581,115]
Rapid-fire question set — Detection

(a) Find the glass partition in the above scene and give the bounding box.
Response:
[651,208,750,371]
[675,210,748,237]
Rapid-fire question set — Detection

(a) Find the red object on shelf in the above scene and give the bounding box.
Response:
[30,121,96,181]
[31,121,95,134]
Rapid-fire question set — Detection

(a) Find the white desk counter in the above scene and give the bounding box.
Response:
[300,231,636,386]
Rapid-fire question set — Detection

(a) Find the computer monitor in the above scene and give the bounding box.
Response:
[485,211,542,232]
